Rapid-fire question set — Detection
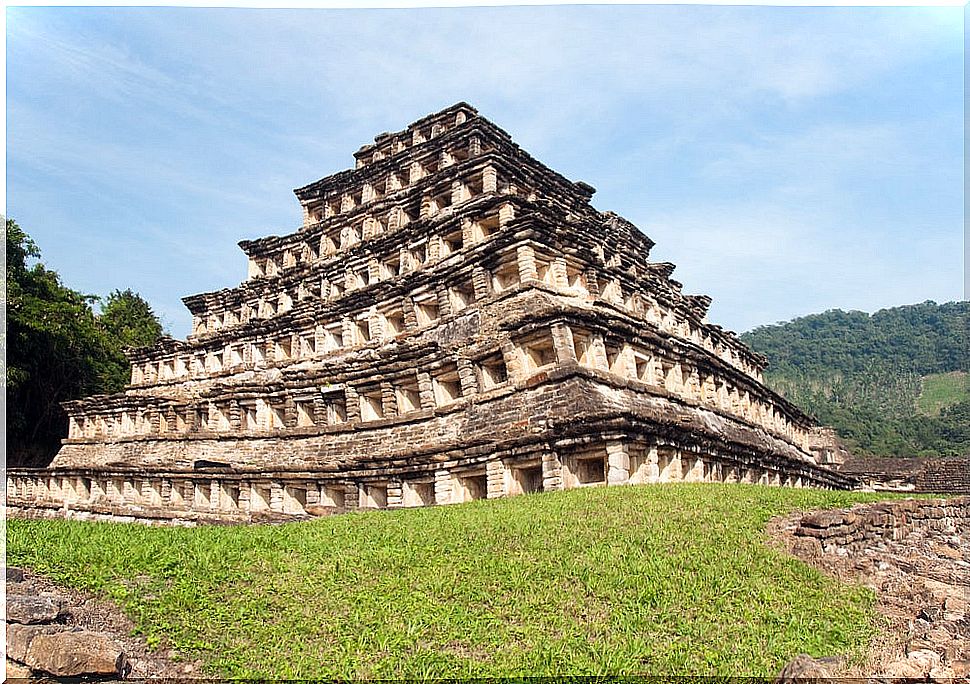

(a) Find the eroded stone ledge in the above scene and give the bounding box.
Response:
[793,496,970,555]
[777,497,970,680]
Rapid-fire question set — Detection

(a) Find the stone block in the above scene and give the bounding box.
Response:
[799,510,856,529]
[24,631,127,678]
[6,595,64,625]
[6,658,33,679]
[790,536,822,559]
[6,623,66,662]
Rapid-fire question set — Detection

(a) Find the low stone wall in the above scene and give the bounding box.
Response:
[838,456,970,494]
[793,496,970,554]
[920,458,970,493]
[782,496,970,680]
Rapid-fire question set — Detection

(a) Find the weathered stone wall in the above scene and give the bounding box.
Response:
[920,459,970,493]
[778,498,970,680]
[793,496,970,554]
[838,456,970,494]
[9,102,856,525]
[43,370,841,480]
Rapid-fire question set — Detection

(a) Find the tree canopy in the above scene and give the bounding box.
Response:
[5,219,165,467]
[98,289,166,391]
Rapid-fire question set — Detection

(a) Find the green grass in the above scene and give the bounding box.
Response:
[917,371,969,416]
[7,484,901,678]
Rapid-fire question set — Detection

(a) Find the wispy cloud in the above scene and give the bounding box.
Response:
[5,5,963,338]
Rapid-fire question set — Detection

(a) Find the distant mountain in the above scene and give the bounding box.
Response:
[740,301,969,458]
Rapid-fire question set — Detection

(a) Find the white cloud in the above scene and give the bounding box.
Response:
[5,6,963,338]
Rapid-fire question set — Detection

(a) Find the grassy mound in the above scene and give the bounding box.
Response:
[6,484,898,677]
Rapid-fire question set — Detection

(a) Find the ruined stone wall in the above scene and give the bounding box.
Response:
[838,456,970,494]
[793,496,970,554]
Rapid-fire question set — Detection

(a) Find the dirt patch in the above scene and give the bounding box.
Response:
[6,568,202,679]
[770,504,970,680]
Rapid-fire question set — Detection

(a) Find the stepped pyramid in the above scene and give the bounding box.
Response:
[7,103,852,524]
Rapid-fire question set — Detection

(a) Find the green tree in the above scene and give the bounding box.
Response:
[98,289,165,391]
[4,219,165,466]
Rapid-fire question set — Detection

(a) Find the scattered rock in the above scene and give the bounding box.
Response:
[929,664,955,680]
[6,595,64,625]
[884,657,923,678]
[951,659,970,677]
[882,649,943,678]
[931,542,962,560]
[919,605,943,622]
[943,638,970,662]
[945,594,968,612]
[907,648,942,665]
[5,568,186,679]
[24,631,128,678]
[5,623,66,662]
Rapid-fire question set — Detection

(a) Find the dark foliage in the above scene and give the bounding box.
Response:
[99,289,165,392]
[5,219,164,467]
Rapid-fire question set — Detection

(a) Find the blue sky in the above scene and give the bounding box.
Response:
[6,5,965,339]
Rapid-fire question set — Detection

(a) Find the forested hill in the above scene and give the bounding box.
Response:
[740,301,969,458]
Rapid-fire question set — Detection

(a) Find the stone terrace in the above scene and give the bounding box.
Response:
[6,103,854,524]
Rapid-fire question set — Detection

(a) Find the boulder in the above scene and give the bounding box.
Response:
[6,595,63,624]
[24,631,127,678]
[5,567,25,583]
[6,623,66,663]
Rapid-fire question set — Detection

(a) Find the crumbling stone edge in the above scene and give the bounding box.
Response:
[776,495,970,682]
[792,495,970,556]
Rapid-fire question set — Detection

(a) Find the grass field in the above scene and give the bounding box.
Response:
[6,484,900,678]
[917,371,969,416]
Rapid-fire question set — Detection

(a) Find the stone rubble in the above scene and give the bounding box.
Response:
[6,597,64,626]
[774,496,970,682]
[4,567,193,680]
